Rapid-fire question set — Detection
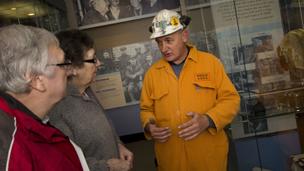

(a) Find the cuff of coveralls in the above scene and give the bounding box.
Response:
[143,120,153,140]
[205,113,218,135]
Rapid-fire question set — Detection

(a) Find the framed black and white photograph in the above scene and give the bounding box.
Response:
[96,48,118,75]
[115,44,145,103]
[113,42,161,103]
[76,0,180,28]
[252,34,274,53]
[232,44,256,65]
[91,40,162,108]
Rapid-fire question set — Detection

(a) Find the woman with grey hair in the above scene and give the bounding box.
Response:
[0,25,89,171]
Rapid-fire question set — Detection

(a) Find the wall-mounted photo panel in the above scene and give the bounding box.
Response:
[91,40,162,109]
[76,0,180,29]
[96,48,118,75]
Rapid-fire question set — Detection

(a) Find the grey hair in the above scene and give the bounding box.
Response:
[0,24,59,93]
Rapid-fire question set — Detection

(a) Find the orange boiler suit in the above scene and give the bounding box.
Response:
[140,46,240,171]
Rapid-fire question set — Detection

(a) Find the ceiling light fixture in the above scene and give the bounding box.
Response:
[27,13,35,16]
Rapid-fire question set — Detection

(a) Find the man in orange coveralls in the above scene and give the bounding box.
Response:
[140,9,240,171]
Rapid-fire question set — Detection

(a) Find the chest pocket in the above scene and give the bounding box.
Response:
[192,80,217,99]
[193,80,216,91]
[192,80,217,110]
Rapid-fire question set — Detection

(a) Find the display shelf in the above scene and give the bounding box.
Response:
[249,86,304,96]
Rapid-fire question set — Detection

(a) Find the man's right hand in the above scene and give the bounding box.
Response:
[145,121,172,143]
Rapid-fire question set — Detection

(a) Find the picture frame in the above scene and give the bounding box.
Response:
[91,40,161,109]
[76,0,180,29]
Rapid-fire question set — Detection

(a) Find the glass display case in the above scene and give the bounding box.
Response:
[184,0,304,170]
[0,0,68,32]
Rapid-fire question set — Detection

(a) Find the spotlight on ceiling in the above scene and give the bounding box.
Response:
[0,1,48,19]
[27,13,35,16]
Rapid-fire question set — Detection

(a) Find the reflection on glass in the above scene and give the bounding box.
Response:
[0,0,67,32]
[185,0,304,170]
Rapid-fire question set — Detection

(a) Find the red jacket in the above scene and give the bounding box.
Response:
[0,92,85,171]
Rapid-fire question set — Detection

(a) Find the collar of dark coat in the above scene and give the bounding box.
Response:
[66,83,81,97]
[66,83,95,101]
[155,45,199,70]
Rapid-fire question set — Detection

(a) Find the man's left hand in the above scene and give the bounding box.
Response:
[178,112,210,141]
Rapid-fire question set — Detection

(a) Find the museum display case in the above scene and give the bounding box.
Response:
[184,0,304,170]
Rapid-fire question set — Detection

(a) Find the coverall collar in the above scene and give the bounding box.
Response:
[155,45,199,70]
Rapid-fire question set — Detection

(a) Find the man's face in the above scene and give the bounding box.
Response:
[155,30,188,64]
[130,0,141,7]
[129,58,136,65]
[45,44,70,103]
[135,47,141,54]
[103,51,110,59]
[93,0,109,14]
[120,49,127,55]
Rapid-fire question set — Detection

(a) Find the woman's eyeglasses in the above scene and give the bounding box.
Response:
[83,55,98,64]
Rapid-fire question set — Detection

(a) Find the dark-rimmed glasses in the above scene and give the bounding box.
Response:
[83,57,98,64]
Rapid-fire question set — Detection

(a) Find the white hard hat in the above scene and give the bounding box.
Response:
[150,9,185,39]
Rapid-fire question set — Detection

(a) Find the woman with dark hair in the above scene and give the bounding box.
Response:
[49,30,133,171]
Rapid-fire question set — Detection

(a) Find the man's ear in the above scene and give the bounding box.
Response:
[30,75,46,92]
[182,29,189,43]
